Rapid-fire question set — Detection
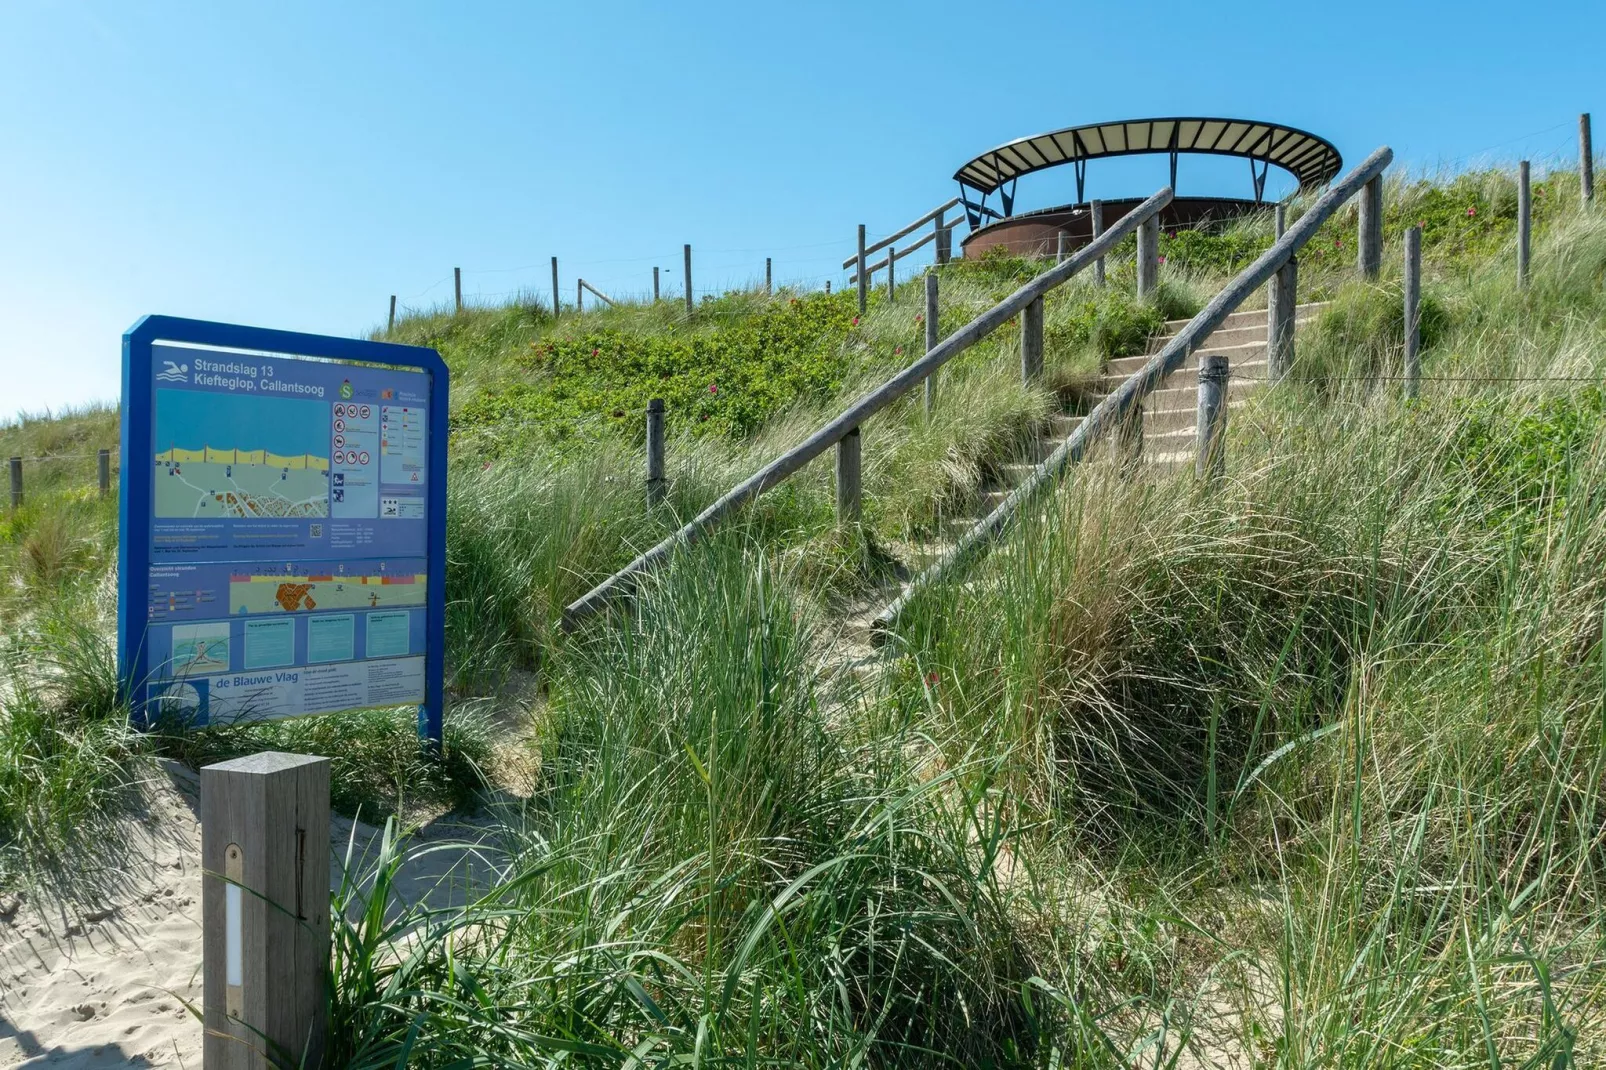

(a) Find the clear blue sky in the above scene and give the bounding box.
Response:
[1,0,1600,419]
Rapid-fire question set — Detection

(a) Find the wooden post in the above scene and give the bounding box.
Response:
[9,457,21,509]
[201,752,330,1070]
[646,398,666,506]
[935,210,951,265]
[1056,230,1067,263]
[1582,113,1594,206]
[1196,355,1228,481]
[835,426,861,522]
[1136,213,1159,298]
[1517,160,1532,286]
[576,279,583,313]
[824,280,831,295]
[454,267,463,313]
[1275,203,1287,238]
[683,244,693,315]
[1404,224,1422,400]
[98,449,110,497]
[1266,255,1297,381]
[551,256,560,316]
[856,224,868,314]
[765,257,772,295]
[387,295,396,333]
[1091,199,1106,286]
[924,271,939,416]
[1021,295,1044,383]
[1358,176,1383,279]
[653,266,660,302]
[886,245,895,301]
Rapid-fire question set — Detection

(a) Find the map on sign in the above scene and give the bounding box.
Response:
[120,324,445,738]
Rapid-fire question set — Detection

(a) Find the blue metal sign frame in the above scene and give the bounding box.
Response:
[118,316,449,745]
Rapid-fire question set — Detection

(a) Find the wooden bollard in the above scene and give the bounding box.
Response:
[646,398,666,506]
[1091,199,1106,286]
[924,272,939,417]
[1021,295,1044,383]
[1267,254,1297,381]
[387,294,396,333]
[836,426,861,522]
[856,224,868,314]
[1517,160,1532,287]
[1196,355,1228,480]
[1358,176,1383,279]
[683,244,693,315]
[1404,224,1422,400]
[454,267,463,313]
[201,752,330,1069]
[98,449,110,497]
[8,457,20,509]
[1582,113,1594,206]
[551,256,560,316]
[1136,213,1159,298]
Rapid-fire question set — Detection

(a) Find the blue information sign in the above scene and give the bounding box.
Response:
[118,317,449,743]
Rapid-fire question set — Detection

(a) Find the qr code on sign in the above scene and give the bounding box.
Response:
[309,524,324,539]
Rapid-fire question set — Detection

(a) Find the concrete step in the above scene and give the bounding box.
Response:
[1105,341,1267,379]
[1139,396,1253,434]
[1160,300,1328,334]
[1095,376,1260,415]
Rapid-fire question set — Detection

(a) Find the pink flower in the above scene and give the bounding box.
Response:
[592,348,599,356]
[895,345,903,355]
[924,671,940,687]
[708,383,718,395]
[1157,255,1166,264]
[852,316,859,326]
[1467,206,1477,217]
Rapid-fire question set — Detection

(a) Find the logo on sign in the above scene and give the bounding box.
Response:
[340,380,354,400]
[156,360,189,383]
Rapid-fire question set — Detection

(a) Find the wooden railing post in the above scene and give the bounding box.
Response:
[1404,224,1422,400]
[387,294,396,333]
[1021,296,1044,383]
[924,271,939,416]
[857,224,868,314]
[98,449,110,497]
[202,752,330,1070]
[765,257,772,295]
[1275,202,1287,238]
[836,427,861,522]
[551,256,560,317]
[935,210,951,265]
[1582,113,1595,206]
[1091,199,1106,286]
[9,457,21,509]
[454,267,463,313]
[1136,212,1159,298]
[646,398,666,506]
[1358,176,1383,279]
[683,244,694,315]
[1518,160,1532,286]
[1056,230,1067,264]
[1196,355,1229,481]
[1267,255,1297,381]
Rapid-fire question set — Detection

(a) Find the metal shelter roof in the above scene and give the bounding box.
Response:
[953,117,1343,197]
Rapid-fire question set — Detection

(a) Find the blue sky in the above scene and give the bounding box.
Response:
[0,0,1600,419]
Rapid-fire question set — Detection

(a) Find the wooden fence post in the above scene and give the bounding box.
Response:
[1196,355,1229,481]
[1358,176,1383,279]
[857,224,868,314]
[98,449,110,497]
[1136,212,1159,298]
[1275,203,1287,239]
[454,267,463,313]
[1091,199,1106,286]
[824,281,831,295]
[9,457,21,509]
[683,244,693,315]
[935,210,951,265]
[387,295,396,333]
[886,245,895,301]
[576,279,583,313]
[835,427,861,522]
[1518,160,1532,286]
[1266,255,1297,381]
[1021,295,1044,383]
[1056,230,1067,264]
[924,271,939,417]
[765,257,772,295]
[1582,113,1594,206]
[1404,224,1422,400]
[201,752,330,1070]
[653,266,660,302]
[550,257,560,317]
[646,398,666,506]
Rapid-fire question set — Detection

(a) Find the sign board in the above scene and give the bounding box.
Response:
[118,317,449,743]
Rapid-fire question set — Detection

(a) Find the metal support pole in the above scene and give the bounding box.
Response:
[683,244,693,315]
[924,271,939,417]
[551,256,560,316]
[201,752,330,1070]
[387,295,396,332]
[765,257,772,294]
[1266,255,1297,381]
[1021,295,1044,383]
[1091,199,1106,286]
[1518,160,1532,287]
[1196,355,1229,481]
[1136,212,1159,298]
[8,457,19,509]
[646,398,666,506]
[1404,224,1422,400]
[856,224,867,314]
[98,449,110,497]
[886,245,895,301]
[1358,176,1383,279]
[454,267,463,313]
[1582,113,1594,206]
[653,266,660,302]
[835,426,861,522]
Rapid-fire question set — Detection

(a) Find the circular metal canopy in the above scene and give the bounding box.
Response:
[954,117,1343,195]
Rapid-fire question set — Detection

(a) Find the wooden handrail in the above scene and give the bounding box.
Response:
[841,197,963,268]
[562,186,1175,627]
[847,227,941,284]
[578,279,616,306]
[872,145,1396,631]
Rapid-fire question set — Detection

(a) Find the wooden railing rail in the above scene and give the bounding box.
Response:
[562,186,1177,627]
[842,198,963,268]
